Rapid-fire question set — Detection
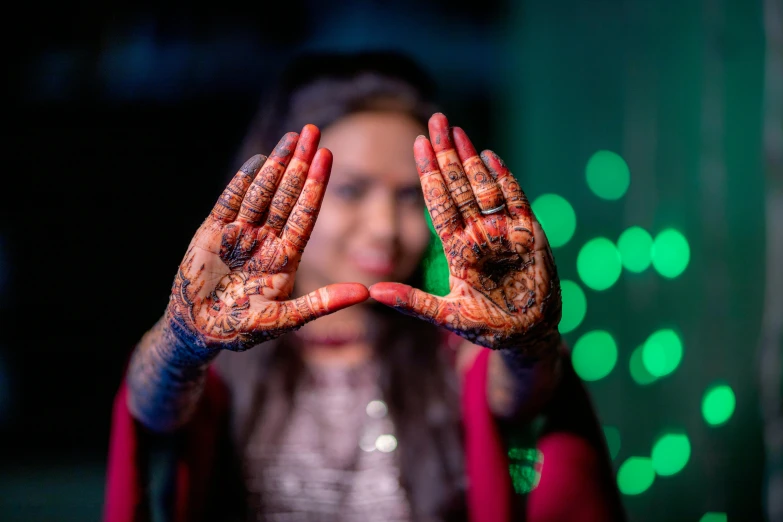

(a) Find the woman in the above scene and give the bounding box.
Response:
[104,51,626,522]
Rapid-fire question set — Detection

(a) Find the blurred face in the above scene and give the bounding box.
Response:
[297,111,431,291]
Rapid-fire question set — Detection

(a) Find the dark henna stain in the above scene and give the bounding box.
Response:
[272,132,298,158]
[221,225,257,269]
[240,154,266,175]
[478,252,521,290]
[220,223,240,259]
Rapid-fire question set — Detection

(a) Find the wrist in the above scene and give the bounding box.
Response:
[126,315,216,432]
[499,329,563,416]
[155,311,219,369]
[500,327,563,395]
[488,329,563,420]
[498,326,562,362]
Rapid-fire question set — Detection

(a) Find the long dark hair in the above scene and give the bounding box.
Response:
[215,51,467,520]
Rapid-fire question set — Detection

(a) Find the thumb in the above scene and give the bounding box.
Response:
[286,283,370,324]
[369,282,445,325]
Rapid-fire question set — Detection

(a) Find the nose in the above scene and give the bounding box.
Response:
[364,189,397,244]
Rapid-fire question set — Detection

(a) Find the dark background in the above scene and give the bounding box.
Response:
[2,1,778,521]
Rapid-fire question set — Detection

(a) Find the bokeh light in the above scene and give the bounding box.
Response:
[651,229,690,278]
[577,238,622,291]
[642,329,683,378]
[572,330,618,381]
[559,280,587,334]
[532,193,577,248]
[617,226,653,273]
[422,210,450,296]
[700,513,727,522]
[585,150,631,200]
[629,346,658,385]
[617,457,655,495]
[603,425,621,460]
[375,434,397,453]
[702,383,736,426]
[366,400,388,418]
[651,433,691,476]
[508,447,543,494]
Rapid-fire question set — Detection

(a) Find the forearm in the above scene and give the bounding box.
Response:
[126,314,219,432]
[486,329,563,420]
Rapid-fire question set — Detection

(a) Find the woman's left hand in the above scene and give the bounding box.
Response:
[370,113,561,355]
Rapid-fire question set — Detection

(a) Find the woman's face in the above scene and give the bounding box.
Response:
[297,110,431,291]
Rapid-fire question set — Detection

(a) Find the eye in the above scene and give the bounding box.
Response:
[397,185,423,205]
[333,182,367,201]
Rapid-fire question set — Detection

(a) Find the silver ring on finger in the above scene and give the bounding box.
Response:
[480,203,506,215]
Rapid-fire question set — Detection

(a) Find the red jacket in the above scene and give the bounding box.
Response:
[103,349,625,522]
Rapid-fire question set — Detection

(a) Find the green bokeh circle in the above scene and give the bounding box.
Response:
[577,238,622,291]
[586,150,631,200]
[532,193,577,248]
[572,330,618,381]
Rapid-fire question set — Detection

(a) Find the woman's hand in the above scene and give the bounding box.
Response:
[167,124,369,354]
[370,114,561,355]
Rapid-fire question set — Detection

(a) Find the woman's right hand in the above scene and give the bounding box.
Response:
[166,124,369,355]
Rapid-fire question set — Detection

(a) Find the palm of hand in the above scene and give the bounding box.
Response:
[166,127,368,352]
[370,114,561,352]
[171,220,299,348]
[437,203,560,350]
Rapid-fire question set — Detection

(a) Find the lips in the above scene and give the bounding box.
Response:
[350,250,395,277]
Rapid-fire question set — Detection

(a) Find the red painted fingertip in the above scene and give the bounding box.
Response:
[452,127,479,161]
[294,124,321,160]
[308,148,333,183]
[368,282,411,306]
[271,132,299,159]
[321,282,370,313]
[300,123,321,141]
[413,137,439,175]
[336,282,371,304]
[428,113,453,151]
[480,149,509,177]
[303,123,319,132]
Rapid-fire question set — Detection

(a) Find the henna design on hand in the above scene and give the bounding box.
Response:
[127,125,371,431]
[165,124,369,355]
[370,114,561,356]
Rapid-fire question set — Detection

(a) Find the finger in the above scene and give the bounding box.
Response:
[210,154,267,223]
[368,282,446,325]
[280,148,333,252]
[414,136,461,240]
[428,113,481,221]
[237,132,299,225]
[480,149,533,223]
[452,127,505,214]
[264,124,320,235]
[285,283,370,325]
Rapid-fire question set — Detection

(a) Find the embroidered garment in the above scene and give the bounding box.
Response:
[244,360,409,521]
